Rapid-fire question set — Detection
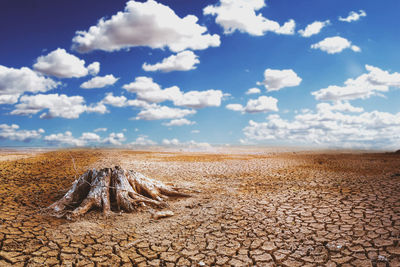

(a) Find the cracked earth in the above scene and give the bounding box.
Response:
[0,149,399,266]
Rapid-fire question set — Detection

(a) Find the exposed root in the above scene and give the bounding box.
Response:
[47,166,191,218]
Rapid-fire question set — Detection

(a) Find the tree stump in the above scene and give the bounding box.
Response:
[48,166,190,218]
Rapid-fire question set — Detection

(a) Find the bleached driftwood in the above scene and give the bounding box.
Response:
[48,166,190,218]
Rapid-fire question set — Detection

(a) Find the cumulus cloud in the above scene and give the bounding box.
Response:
[122,76,176,103]
[0,124,44,142]
[311,36,361,54]
[204,0,295,36]
[11,94,86,119]
[94,128,107,132]
[143,50,199,72]
[316,101,364,113]
[339,10,366,23]
[33,48,100,78]
[101,92,153,109]
[44,131,86,146]
[173,89,223,108]
[162,138,180,146]
[260,68,302,91]
[162,118,196,126]
[245,87,261,95]
[103,132,126,146]
[226,96,278,113]
[44,131,124,147]
[11,94,106,119]
[80,74,119,89]
[86,102,108,114]
[244,96,279,113]
[0,94,19,105]
[80,132,102,143]
[123,76,224,108]
[101,93,130,108]
[226,103,245,112]
[131,135,157,146]
[312,65,400,101]
[87,62,100,76]
[298,20,330,37]
[162,138,212,150]
[134,105,196,120]
[0,65,59,101]
[72,0,220,53]
[242,104,400,149]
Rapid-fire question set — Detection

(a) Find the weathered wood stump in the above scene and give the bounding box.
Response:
[48,166,190,218]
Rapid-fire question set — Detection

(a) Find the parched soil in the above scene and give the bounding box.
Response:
[0,149,399,266]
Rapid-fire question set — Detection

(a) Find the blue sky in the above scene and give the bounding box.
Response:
[1,0,400,149]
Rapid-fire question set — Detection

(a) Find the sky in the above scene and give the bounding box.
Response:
[1,0,400,149]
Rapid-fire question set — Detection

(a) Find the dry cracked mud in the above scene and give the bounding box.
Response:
[0,148,399,266]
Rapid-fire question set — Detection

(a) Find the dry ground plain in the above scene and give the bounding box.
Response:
[0,148,399,266]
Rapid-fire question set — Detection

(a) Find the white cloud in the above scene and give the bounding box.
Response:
[123,76,224,108]
[0,124,44,142]
[312,65,400,101]
[123,76,162,93]
[227,96,278,113]
[101,93,129,107]
[11,93,105,119]
[135,105,196,120]
[0,65,59,100]
[162,118,195,126]
[316,101,364,113]
[191,130,200,134]
[103,132,126,146]
[298,20,330,37]
[80,132,102,143]
[339,10,366,23]
[33,48,100,78]
[351,45,361,53]
[0,94,19,105]
[260,68,302,91]
[226,103,245,112]
[143,50,200,72]
[11,94,86,119]
[242,105,400,149]
[94,127,107,132]
[131,135,157,146]
[45,131,124,147]
[245,96,279,113]
[188,140,212,149]
[72,0,220,53]
[101,92,153,109]
[245,87,261,95]
[44,131,86,147]
[123,76,178,103]
[86,102,108,114]
[87,62,100,76]
[162,138,180,146]
[204,0,295,36]
[173,89,223,108]
[80,74,119,89]
[311,36,361,54]
[162,138,213,150]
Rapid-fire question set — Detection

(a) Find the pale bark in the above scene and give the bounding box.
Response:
[48,166,190,218]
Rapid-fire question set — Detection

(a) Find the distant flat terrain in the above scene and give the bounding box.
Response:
[0,148,399,266]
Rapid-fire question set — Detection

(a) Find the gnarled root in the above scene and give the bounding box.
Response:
[48,166,191,218]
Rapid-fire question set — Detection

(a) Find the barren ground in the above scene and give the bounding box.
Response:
[0,148,399,266]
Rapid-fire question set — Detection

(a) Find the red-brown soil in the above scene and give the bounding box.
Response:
[0,149,399,266]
